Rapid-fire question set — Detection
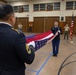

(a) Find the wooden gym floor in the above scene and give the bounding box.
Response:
[25,33,76,75]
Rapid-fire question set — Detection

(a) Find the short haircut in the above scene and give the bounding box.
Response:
[54,20,58,22]
[0,3,14,21]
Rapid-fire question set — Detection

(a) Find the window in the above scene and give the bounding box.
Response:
[54,2,60,10]
[40,4,45,11]
[66,2,73,10]
[33,4,39,11]
[13,5,29,12]
[47,3,53,11]
[33,2,60,11]
[13,6,19,12]
[75,2,76,9]
[23,5,29,12]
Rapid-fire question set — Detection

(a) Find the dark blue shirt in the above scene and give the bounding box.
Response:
[0,23,35,71]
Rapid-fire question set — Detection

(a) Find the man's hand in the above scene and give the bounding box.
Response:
[58,30,61,33]
[29,45,35,52]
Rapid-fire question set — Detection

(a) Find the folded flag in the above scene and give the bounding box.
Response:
[26,31,55,51]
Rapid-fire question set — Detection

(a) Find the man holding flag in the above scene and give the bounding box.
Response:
[26,21,62,56]
[0,3,35,75]
[51,21,62,57]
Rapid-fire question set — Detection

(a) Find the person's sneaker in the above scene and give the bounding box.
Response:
[55,54,57,57]
[52,54,56,57]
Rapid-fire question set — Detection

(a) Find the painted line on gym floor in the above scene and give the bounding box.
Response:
[26,68,38,73]
[36,52,53,75]
[26,52,51,73]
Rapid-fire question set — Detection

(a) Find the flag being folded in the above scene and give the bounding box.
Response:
[26,31,55,51]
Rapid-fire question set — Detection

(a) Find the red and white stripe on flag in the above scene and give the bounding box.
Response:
[70,14,74,40]
[26,31,54,48]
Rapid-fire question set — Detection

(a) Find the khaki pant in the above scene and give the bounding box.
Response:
[64,31,69,40]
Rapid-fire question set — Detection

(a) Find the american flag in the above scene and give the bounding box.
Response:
[26,31,58,51]
[70,13,74,40]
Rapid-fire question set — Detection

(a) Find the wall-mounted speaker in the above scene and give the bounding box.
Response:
[61,17,64,21]
[60,16,65,22]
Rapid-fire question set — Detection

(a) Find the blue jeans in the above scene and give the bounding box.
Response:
[52,40,60,55]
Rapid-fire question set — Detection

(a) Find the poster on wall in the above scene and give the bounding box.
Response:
[18,6,24,13]
[47,3,53,11]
